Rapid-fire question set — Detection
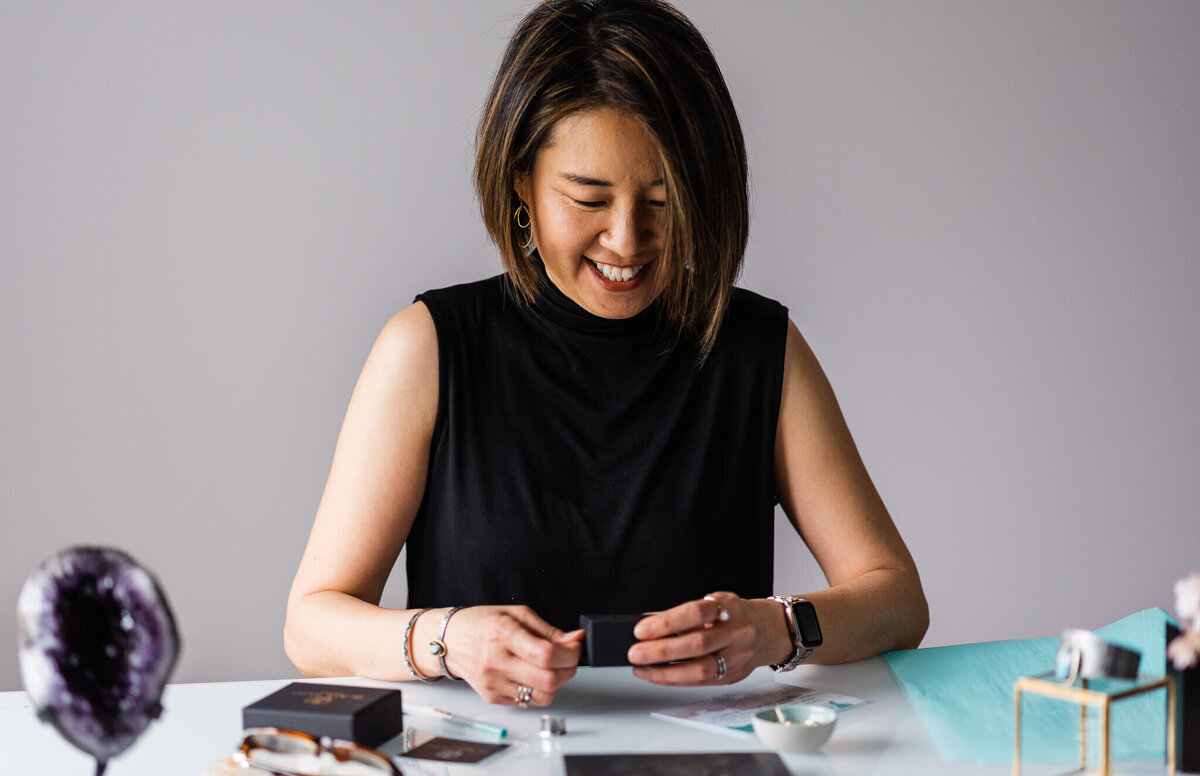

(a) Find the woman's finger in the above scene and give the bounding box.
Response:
[506,677,555,708]
[499,609,582,669]
[628,626,727,665]
[633,596,727,640]
[467,647,575,706]
[499,655,573,699]
[503,604,564,639]
[632,652,742,686]
[553,628,586,645]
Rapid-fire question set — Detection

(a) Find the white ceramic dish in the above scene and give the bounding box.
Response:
[751,703,838,752]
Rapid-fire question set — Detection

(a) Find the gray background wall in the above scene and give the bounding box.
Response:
[2,1,1198,692]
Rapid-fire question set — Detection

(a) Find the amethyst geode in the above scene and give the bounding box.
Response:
[17,547,180,775]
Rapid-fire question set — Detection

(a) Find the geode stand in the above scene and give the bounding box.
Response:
[1167,623,1200,773]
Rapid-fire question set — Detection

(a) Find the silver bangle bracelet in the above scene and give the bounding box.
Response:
[402,608,442,683]
[429,606,464,681]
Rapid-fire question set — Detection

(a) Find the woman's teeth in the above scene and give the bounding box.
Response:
[591,259,646,282]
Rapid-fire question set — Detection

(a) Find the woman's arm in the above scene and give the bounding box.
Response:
[283,303,437,679]
[283,302,581,703]
[768,318,929,663]
[629,318,928,684]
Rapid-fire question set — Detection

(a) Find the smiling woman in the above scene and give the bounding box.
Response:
[515,109,666,320]
[474,0,749,357]
[284,0,928,709]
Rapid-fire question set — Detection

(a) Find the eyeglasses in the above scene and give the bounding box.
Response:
[234,727,400,776]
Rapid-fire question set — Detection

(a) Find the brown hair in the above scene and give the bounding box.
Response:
[474,0,749,359]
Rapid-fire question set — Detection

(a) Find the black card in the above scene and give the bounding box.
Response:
[580,613,645,667]
[402,736,508,764]
[564,752,790,775]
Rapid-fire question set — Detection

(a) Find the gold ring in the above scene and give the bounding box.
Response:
[516,684,534,708]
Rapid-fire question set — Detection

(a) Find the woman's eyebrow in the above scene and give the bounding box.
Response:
[559,172,665,187]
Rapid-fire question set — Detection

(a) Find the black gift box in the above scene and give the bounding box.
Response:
[1167,624,1200,773]
[242,682,403,747]
[581,614,645,667]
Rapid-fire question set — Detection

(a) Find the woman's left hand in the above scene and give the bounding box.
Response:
[626,592,793,685]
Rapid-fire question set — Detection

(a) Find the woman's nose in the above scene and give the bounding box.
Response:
[599,206,655,258]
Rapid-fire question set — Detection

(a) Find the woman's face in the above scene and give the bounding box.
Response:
[517,109,666,319]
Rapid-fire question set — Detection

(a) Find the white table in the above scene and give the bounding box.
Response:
[0,658,1180,775]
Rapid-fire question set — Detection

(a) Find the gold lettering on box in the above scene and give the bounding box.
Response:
[292,689,367,706]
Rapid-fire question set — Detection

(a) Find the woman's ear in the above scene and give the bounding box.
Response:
[513,174,530,206]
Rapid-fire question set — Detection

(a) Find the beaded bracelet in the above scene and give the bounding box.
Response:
[401,608,441,683]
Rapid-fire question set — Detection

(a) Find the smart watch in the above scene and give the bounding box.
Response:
[768,595,822,672]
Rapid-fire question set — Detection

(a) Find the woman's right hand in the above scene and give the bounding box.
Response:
[428,605,584,706]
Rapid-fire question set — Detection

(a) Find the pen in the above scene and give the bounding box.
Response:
[411,705,508,738]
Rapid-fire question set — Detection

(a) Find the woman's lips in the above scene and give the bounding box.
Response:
[587,257,650,290]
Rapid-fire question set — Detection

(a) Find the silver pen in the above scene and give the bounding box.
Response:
[411,704,508,738]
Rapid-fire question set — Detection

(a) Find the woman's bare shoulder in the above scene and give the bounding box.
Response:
[345,302,440,437]
[374,302,438,364]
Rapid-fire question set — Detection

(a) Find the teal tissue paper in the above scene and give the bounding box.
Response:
[882,608,1173,764]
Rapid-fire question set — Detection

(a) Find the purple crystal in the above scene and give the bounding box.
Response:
[17,547,181,775]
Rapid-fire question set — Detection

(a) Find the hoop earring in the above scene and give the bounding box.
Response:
[514,203,534,250]
[514,203,531,229]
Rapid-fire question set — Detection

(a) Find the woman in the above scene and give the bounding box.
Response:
[284,0,928,707]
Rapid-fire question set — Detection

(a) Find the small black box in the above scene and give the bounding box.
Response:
[581,614,645,667]
[242,682,403,747]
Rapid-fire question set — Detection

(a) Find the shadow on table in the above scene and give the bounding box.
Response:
[548,672,759,715]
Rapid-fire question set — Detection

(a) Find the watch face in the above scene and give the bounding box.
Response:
[794,601,823,647]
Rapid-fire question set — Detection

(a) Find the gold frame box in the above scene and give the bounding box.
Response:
[1013,672,1175,776]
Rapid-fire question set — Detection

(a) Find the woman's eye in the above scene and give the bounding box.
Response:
[648,200,666,208]
[573,199,605,208]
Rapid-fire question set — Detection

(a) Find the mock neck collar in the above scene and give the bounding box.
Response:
[527,255,662,337]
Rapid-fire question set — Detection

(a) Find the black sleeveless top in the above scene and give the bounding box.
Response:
[407,267,788,632]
